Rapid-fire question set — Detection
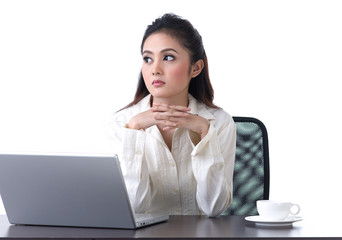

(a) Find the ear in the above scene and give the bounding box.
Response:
[190,59,204,78]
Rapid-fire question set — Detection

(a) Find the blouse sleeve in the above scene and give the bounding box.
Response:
[190,116,236,217]
[107,117,152,213]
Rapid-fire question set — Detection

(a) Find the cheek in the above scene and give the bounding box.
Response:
[141,66,150,83]
[141,65,147,78]
[170,64,191,82]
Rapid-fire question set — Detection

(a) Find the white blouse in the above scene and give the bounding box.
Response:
[107,94,236,217]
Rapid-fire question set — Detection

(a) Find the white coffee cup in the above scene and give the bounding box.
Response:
[257,200,301,221]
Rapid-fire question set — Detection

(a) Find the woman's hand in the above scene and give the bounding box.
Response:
[128,103,210,140]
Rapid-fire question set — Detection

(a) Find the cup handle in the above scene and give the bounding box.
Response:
[290,204,300,215]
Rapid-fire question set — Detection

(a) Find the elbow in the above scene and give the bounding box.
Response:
[198,187,233,217]
[201,204,226,218]
[133,185,152,213]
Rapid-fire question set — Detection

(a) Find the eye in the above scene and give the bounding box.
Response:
[164,55,175,61]
[143,56,152,63]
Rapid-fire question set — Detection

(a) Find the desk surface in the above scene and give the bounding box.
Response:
[0,214,341,239]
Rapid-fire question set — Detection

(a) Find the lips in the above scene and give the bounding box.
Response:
[152,80,165,86]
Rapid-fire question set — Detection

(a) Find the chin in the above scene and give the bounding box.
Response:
[149,90,172,98]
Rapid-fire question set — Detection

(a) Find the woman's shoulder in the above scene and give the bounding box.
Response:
[112,95,151,123]
[206,105,234,125]
[190,95,233,125]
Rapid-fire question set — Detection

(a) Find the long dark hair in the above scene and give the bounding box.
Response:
[123,13,219,109]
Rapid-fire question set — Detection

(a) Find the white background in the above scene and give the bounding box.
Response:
[1,0,342,217]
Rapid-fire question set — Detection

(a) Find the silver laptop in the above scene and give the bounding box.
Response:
[0,153,168,229]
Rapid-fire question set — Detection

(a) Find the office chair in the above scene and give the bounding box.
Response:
[222,117,270,215]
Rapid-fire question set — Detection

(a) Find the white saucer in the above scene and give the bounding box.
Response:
[245,215,302,227]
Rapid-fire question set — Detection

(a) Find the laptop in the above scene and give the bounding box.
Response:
[0,153,168,229]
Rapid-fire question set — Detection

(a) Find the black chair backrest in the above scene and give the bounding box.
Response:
[222,117,270,215]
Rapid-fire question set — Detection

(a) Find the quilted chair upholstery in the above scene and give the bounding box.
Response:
[222,117,270,215]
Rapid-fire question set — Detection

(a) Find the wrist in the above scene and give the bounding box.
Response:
[199,122,210,140]
[194,118,209,140]
[127,119,140,130]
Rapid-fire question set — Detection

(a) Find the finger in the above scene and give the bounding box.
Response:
[156,120,177,129]
[162,126,176,131]
[168,105,191,112]
[152,103,191,113]
[152,102,169,108]
[187,112,199,117]
[152,106,179,115]
[151,104,170,112]
[154,113,175,121]
[155,112,188,120]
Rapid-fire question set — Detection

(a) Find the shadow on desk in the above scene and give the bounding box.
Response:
[2,215,341,239]
[134,216,302,239]
[2,215,301,239]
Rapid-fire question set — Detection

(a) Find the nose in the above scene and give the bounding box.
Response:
[152,60,163,76]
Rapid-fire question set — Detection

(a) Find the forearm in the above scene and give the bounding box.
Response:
[191,122,236,217]
[122,127,153,213]
[108,119,153,213]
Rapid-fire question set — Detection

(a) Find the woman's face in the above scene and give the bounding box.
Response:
[142,32,197,103]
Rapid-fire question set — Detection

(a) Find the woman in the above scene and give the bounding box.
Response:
[108,13,236,217]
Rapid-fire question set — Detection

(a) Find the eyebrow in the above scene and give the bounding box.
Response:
[142,48,178,55]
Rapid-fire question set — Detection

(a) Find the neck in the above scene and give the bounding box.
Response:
[152,93,189,107]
